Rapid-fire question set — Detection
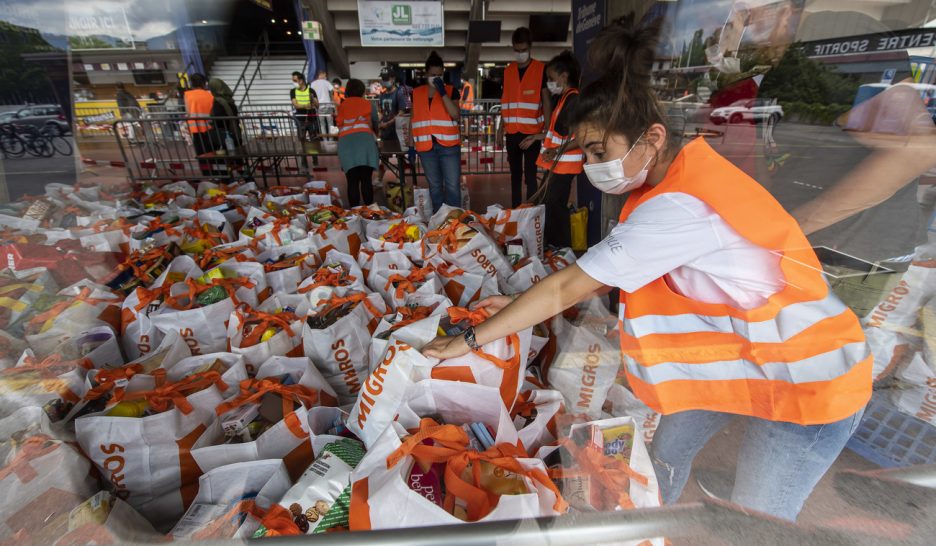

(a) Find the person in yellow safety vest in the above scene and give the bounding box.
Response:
[533,51,583,249]
[409,51,462,212]
[459,79,474,113]
[291,71,318,142]
[184,73,223,176]
[336,79,379,207]
[423,18,870,523]
[497,26,552,208]
[332,78,346,104]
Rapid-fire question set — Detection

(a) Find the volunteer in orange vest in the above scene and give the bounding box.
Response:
[336,79,379,207]
[424,19,871,522]
[534,51,583,248]
[332,78,346,104]
[408,50,461,212]
[459,79,475,113]
[497,27,552,207]
[184,73,222,176]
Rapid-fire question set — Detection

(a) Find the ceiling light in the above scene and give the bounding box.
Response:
[200,20,207,24]
[271,19,276,23]
[283,19,288,23]
[286,31,292,35]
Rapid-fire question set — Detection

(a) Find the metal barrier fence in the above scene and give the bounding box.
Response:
[115,114,309,186]
[113,110,510,186]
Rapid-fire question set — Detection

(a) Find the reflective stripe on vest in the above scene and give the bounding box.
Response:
[336,97,374,137]
[536,88,583,174]
[411,84,461,153]
[617,138,871,425]
[184,89,214,134]
[294,86,313,109]
[501,61,545,134]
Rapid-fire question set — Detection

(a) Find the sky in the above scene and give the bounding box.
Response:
[0,0,235,41]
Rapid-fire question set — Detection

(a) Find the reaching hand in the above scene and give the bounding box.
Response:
[470,295,513,316]
[519,135,537,150]
[422,334,471,360]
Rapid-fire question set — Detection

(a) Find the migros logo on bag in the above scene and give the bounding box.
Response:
[180,328,202,355]
[470,248,497,277]
[577,344,602,411]
[332,339,361,394]
[99,443,131,499]
[356,340,411,429]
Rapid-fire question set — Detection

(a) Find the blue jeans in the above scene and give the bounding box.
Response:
[418,141,461,212]
[650,407,865,521]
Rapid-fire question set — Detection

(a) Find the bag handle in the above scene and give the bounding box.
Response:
[28,287,119,328]
[549,438,649,510]
[121,370,228,415]
[298,268,356,294]
[314,292,382,320]
[448,306,523,409]
[236,307,299,346]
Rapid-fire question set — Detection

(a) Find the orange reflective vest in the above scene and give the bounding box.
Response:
[333,86,346,104]
[411,84,461,153]
[184,88,214,134]
[501,60,545,134]
[535,88,583,174]
[460,81,475,111]
[617,138,871,425]
[336,97,374,138]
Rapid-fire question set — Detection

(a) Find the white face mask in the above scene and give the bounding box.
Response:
[514,50,530,63]
[583,133,653,194]
[546,81,563,95]
[292,81,300,88]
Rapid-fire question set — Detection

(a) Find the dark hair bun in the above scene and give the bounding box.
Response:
[588,17,660,89]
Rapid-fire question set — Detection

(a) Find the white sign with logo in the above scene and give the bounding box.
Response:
[66,2,135,50]
[302,20,323,41]
[357,0,444,47]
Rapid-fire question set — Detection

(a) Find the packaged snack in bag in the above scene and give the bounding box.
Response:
[227,296,309,374]
[50,490,161,546]
[254,438,367,537]
[297,254,367,305]
[371,265,444,311]
[307,207,364,260]
[365,220,429,262]
[0,267,57,331]
[302,291,387,404]
[257,239,320,294]
[540,416,659,525]
[104,244,179,296]
[423,213,513,284]
[0,349,90,422]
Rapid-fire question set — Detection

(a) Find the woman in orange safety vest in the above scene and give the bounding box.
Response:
[336,79,379,206]
[423,19,870,523]
[534,51,584,248]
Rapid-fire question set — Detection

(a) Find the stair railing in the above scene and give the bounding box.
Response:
[233,30,271,110]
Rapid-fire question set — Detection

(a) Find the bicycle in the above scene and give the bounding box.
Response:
[4,124,54,158]
[40,126,73,156]
[0,123,24,158]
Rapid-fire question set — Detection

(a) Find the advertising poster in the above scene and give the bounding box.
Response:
[358,1,444,47]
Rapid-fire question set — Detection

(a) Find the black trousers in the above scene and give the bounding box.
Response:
[543,172,574,248]
[192,130,224,176]
[506,132,542,207]
[345,165,374,207]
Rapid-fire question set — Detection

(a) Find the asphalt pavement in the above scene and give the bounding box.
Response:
[0,137,78,201]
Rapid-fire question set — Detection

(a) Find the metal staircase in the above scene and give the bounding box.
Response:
[210,32,307,110]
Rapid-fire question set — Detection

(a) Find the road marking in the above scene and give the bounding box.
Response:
[793,180,824,190]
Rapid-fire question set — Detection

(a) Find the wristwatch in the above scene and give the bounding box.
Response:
[463,326,481,351]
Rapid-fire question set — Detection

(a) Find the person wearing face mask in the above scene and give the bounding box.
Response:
[378,67,402,143]
[409,51,462,211]
[533,51,582,249]
[423,18,870,523]
[290,71,317,142]
[498,27,553,208]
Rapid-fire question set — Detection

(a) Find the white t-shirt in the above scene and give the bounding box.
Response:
[310,79,334,106]
[577,192,785,310]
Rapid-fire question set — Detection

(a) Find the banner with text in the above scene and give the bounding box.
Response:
[358,0,444,47]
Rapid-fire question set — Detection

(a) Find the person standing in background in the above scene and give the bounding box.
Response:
[410,51,462,211]
[331,78,346,104]
[377,67,404,144]
[460,78,475,113]
[498,27,552,207]
[310,70,336,136]
[534,51,583,248]
[336,79,380,207]
[290,71,317,142]
[184,73,221,175]
[208,77,241,147]
[115,82,141,118]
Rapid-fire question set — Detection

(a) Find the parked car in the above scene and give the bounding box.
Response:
[710,99,784,125]
[11,104,71,135]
